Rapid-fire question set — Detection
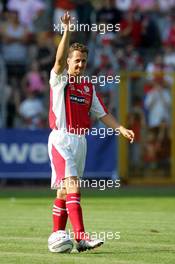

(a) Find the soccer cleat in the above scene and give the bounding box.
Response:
[76,238,104,252]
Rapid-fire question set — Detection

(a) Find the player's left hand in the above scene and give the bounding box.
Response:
[119,126,135,143]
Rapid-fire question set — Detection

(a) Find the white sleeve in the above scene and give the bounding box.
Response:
[90,85,108,119]
[49,69,67,88]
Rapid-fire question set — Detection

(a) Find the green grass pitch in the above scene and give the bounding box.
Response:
[0,187,175,264]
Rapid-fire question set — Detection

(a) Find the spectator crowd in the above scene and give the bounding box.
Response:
[0,0,174,174]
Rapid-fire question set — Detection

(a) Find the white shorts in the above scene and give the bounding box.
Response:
[48,129,87,190]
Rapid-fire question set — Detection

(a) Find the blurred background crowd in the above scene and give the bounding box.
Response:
[0,0,174,175]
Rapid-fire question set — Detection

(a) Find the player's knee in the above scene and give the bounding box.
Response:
[65,176,80,194]
[57,188,67,200]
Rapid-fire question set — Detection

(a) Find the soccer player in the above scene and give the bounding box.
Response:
[48,12,134,252]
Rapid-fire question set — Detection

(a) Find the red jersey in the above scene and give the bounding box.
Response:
[49,70,108,134]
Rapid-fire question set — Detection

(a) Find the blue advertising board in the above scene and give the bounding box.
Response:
[0,129,117,179]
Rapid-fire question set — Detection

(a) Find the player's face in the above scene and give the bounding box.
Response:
[67,51,87,76]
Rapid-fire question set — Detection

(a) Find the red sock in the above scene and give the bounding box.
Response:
[52,198,68,232]
[66,193,87,242]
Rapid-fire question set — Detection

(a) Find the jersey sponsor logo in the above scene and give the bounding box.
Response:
[70,94,86,104]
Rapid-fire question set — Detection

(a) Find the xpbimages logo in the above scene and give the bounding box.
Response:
[60,178,121,191]
[54,22,120,34]
[67,230,121,242]
[53,126,121,138]
[59,74,121,87]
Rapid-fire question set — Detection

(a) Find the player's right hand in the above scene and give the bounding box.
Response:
[60,11,74,30]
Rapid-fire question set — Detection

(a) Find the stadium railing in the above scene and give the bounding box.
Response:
[118,71,175,185]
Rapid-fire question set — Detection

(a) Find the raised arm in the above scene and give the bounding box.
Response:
[53,12,72,75]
